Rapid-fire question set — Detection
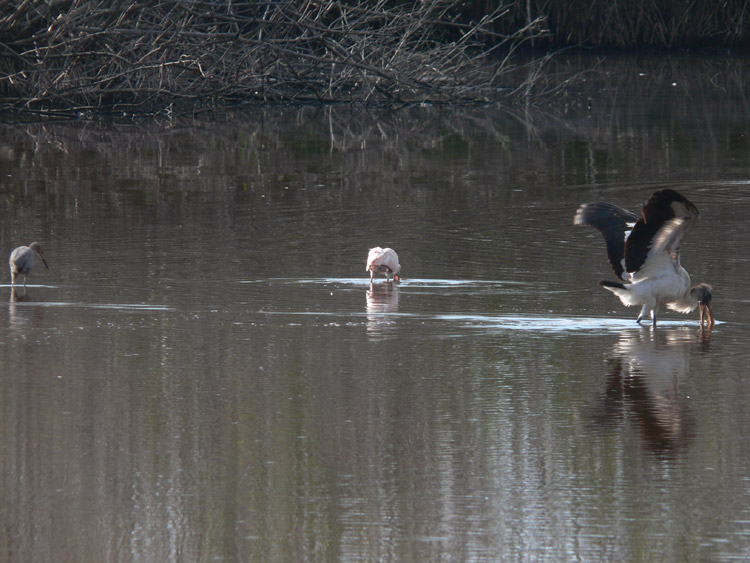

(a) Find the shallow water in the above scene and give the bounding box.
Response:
[1,54,750,561]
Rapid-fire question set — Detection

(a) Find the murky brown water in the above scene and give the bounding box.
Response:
[1,54,750,561]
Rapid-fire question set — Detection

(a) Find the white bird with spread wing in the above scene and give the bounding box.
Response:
[574,189,714,327]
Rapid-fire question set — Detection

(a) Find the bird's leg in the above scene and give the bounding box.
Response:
[636,304,650,324]
[651,309,657,327]
[370,270,374,283]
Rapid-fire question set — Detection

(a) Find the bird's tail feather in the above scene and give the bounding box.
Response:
[599,280,626,289]
[599,280,641,307]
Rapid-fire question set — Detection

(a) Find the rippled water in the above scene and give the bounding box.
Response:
[1,54,750,561]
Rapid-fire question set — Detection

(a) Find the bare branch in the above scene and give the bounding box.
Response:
[0,0,551,115]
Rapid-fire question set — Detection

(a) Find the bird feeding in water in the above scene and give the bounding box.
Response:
[366,247,401,283]
[574,189,714,328]
[9,242,49,288]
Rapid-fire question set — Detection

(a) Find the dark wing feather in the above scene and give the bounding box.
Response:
[624,189,699,274]
[574,202,639,281]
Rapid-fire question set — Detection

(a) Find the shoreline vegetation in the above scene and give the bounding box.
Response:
[1,1,748,117]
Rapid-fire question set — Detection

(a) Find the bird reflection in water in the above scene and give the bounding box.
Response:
[9,288,43,330]
[589,327,711,456]
[365,282,399,339]
[10,288,34,303]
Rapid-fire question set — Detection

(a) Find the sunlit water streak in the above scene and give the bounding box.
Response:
[262,309,721,331]
[7,301,174,311]
[433,314,722,332]
[0,284,59,288]
[242,277,527,287]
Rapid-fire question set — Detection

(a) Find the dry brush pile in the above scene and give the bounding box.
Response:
[0,0,549,116]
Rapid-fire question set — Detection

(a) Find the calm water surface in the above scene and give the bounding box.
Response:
[1,55,750,561]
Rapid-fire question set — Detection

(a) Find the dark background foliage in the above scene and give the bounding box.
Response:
[1,1,747,115]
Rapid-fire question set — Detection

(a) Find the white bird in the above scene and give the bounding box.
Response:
[9,242,49,288]
[366,247,401,283]
[574,189,714,327]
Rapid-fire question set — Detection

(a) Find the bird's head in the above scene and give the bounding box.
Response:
[29,242,49,270]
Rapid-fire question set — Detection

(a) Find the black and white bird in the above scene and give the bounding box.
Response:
[9,242,49,288]
[574,189,714,327]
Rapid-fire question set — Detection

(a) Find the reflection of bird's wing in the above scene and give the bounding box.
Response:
[625,189,699,279]
[574,202,638,281]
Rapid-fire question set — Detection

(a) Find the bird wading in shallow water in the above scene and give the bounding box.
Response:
[366,247,401,283]
[574,189,714,328]
[9,242,49,288]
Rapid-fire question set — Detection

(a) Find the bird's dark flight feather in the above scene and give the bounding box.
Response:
[574,202,638,281]
[624,189,699,274]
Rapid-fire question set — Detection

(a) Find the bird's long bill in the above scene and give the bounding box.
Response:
[39,254,49,270]
[699,303,715,327]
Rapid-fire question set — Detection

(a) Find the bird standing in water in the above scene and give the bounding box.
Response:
[9,242,49,288]
[366,247,401,283]
[574,189,714,327]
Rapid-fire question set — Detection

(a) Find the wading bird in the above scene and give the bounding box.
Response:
[366,247,401,283]
[574,189,714,327]
[9,242,49,288]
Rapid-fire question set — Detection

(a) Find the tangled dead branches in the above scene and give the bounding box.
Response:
[0,0,549,116]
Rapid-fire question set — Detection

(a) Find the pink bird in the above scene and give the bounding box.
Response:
[366,247,401,283]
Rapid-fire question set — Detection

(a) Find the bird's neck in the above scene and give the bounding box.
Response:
[670,284,701,311]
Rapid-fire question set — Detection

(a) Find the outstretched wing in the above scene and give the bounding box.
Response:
[625,189,699,278]
[574,202,639,281]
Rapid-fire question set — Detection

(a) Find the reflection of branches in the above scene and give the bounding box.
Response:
[1,68,747,209]
[0,0,553,116]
